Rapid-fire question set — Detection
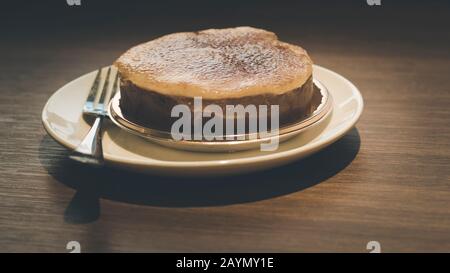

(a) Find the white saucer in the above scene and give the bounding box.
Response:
[42,65,363,176]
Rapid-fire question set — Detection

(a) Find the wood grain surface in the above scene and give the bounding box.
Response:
[0,1,449,252]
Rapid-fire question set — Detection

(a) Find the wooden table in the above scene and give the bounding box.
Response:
[1,1,449,252]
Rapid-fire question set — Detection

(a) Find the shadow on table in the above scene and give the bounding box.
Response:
[39,128,361,223]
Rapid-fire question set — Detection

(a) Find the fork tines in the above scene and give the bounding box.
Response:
[83,66,119,116]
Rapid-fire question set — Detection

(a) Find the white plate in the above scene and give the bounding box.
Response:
[42,65,363,176]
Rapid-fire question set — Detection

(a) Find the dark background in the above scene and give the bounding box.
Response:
[2,0,449,68]
[0,0,449,252]
[1,0,449,96]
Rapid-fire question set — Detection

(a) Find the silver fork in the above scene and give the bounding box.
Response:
[69,66,119,165]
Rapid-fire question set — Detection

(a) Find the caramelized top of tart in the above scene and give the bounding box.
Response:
[115,27,313,99]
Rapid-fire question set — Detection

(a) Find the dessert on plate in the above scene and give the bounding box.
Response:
[114,26,315,132]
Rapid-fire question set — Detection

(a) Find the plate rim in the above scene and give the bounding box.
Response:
[42,65,363,169]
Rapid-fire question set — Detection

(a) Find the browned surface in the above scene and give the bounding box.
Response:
[0,1,449,252]
[114,26,313,98]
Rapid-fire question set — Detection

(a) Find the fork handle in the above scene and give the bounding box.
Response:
[69,116,104,165]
